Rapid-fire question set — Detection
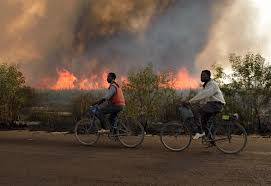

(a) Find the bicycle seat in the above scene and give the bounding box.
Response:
[213,110,222,115]
[208,111,221,122]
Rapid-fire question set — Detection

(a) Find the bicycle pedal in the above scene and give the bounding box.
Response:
[98,129,110,134]
[108,134,118,141]
[205,142,216,148]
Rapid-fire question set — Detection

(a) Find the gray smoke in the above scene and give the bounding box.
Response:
[0,0,83,86]
[196,0,271,69]
[72,0,225,76]
[0,0,236,87]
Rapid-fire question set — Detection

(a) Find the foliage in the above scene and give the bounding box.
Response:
[122,65,181,122]
[0,63,35,122]
[2,55,270,134]
[213,53,271,132]
[71,91,103,120]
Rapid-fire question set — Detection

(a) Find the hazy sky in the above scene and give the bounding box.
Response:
[0,0,270,88]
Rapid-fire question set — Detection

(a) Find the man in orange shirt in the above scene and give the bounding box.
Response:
[93,72,126,133]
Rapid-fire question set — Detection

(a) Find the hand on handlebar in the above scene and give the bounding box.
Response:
[92,98,106,106]
[181,101,190,107]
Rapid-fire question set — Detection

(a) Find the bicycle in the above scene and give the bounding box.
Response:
[160,104,247,154]
[74,105,145,148]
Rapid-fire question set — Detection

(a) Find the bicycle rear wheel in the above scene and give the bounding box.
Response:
[160,122,192,152]
[74,117,100,146]
[117,118,145,148]
[214,122,247,154]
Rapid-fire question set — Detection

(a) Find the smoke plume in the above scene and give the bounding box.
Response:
[0,0,83,86]
[72,0,219,77]
[196,0,271,69]
[0,0,270,89]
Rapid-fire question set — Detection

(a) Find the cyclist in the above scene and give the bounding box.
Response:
[92,72,126,133]
[189,70,226,140]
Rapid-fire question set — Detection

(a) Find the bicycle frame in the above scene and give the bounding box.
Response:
[89,106,117,129]
[161,105,247,153]
[180,104,236,144]
[89,106,132,139]
[202,115,236,144]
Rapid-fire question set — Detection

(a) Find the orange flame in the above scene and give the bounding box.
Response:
[79,72,108,90]
[171,68,199,89]
[52,69,77,90]
[50,69,109,90]
[49,68,197,90]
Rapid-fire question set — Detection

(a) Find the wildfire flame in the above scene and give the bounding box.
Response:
[49,68,198,90]
[78,71,108,90]
[173,68,199,89]
[50,69,127,90]
[52,69,77,90]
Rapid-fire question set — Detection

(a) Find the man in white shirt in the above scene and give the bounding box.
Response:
[189,70,226,140]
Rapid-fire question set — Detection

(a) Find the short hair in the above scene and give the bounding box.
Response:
[108,72,116,79]
[202,70,211,77]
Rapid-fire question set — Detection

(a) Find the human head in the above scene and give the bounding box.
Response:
[201,70,211,83]
[107,72,116,83]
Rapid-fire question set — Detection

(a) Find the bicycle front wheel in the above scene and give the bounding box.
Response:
[117,118,145,148]
[160,122,192,152]
[214,122,247,154]
[74,117,100,146]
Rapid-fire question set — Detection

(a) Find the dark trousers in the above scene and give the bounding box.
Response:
[97,104,123,129]
[191,102,223,133]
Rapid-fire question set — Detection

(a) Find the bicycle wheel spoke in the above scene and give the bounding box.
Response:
[117,119,145,148]
[215,137,230,142]
[160,122,192,152]
[84,125,90,133]
[75,118,100,146]
[215,122,247,154]
[119,127,129,133]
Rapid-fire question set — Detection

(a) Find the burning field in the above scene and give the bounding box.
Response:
[1,0,271,90]
[47,68,198,90]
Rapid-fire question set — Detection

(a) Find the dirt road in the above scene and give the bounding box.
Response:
[0,131,271,185]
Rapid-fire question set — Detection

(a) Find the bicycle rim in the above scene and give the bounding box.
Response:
[74,118,100,146]
[117,119,145,148]
[160,122,192,152]
[214,122,247,154]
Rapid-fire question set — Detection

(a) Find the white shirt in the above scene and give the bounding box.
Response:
[189,79,226,104]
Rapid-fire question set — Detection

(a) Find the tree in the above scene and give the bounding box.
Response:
[0,63,34,122]
[213,53,271,132]
[122,65,180,122]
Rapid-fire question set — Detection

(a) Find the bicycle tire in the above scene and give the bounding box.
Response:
[74,117,100,146]
[117,118,145,148]
[160,122,192,152]
[214,122,247,154]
